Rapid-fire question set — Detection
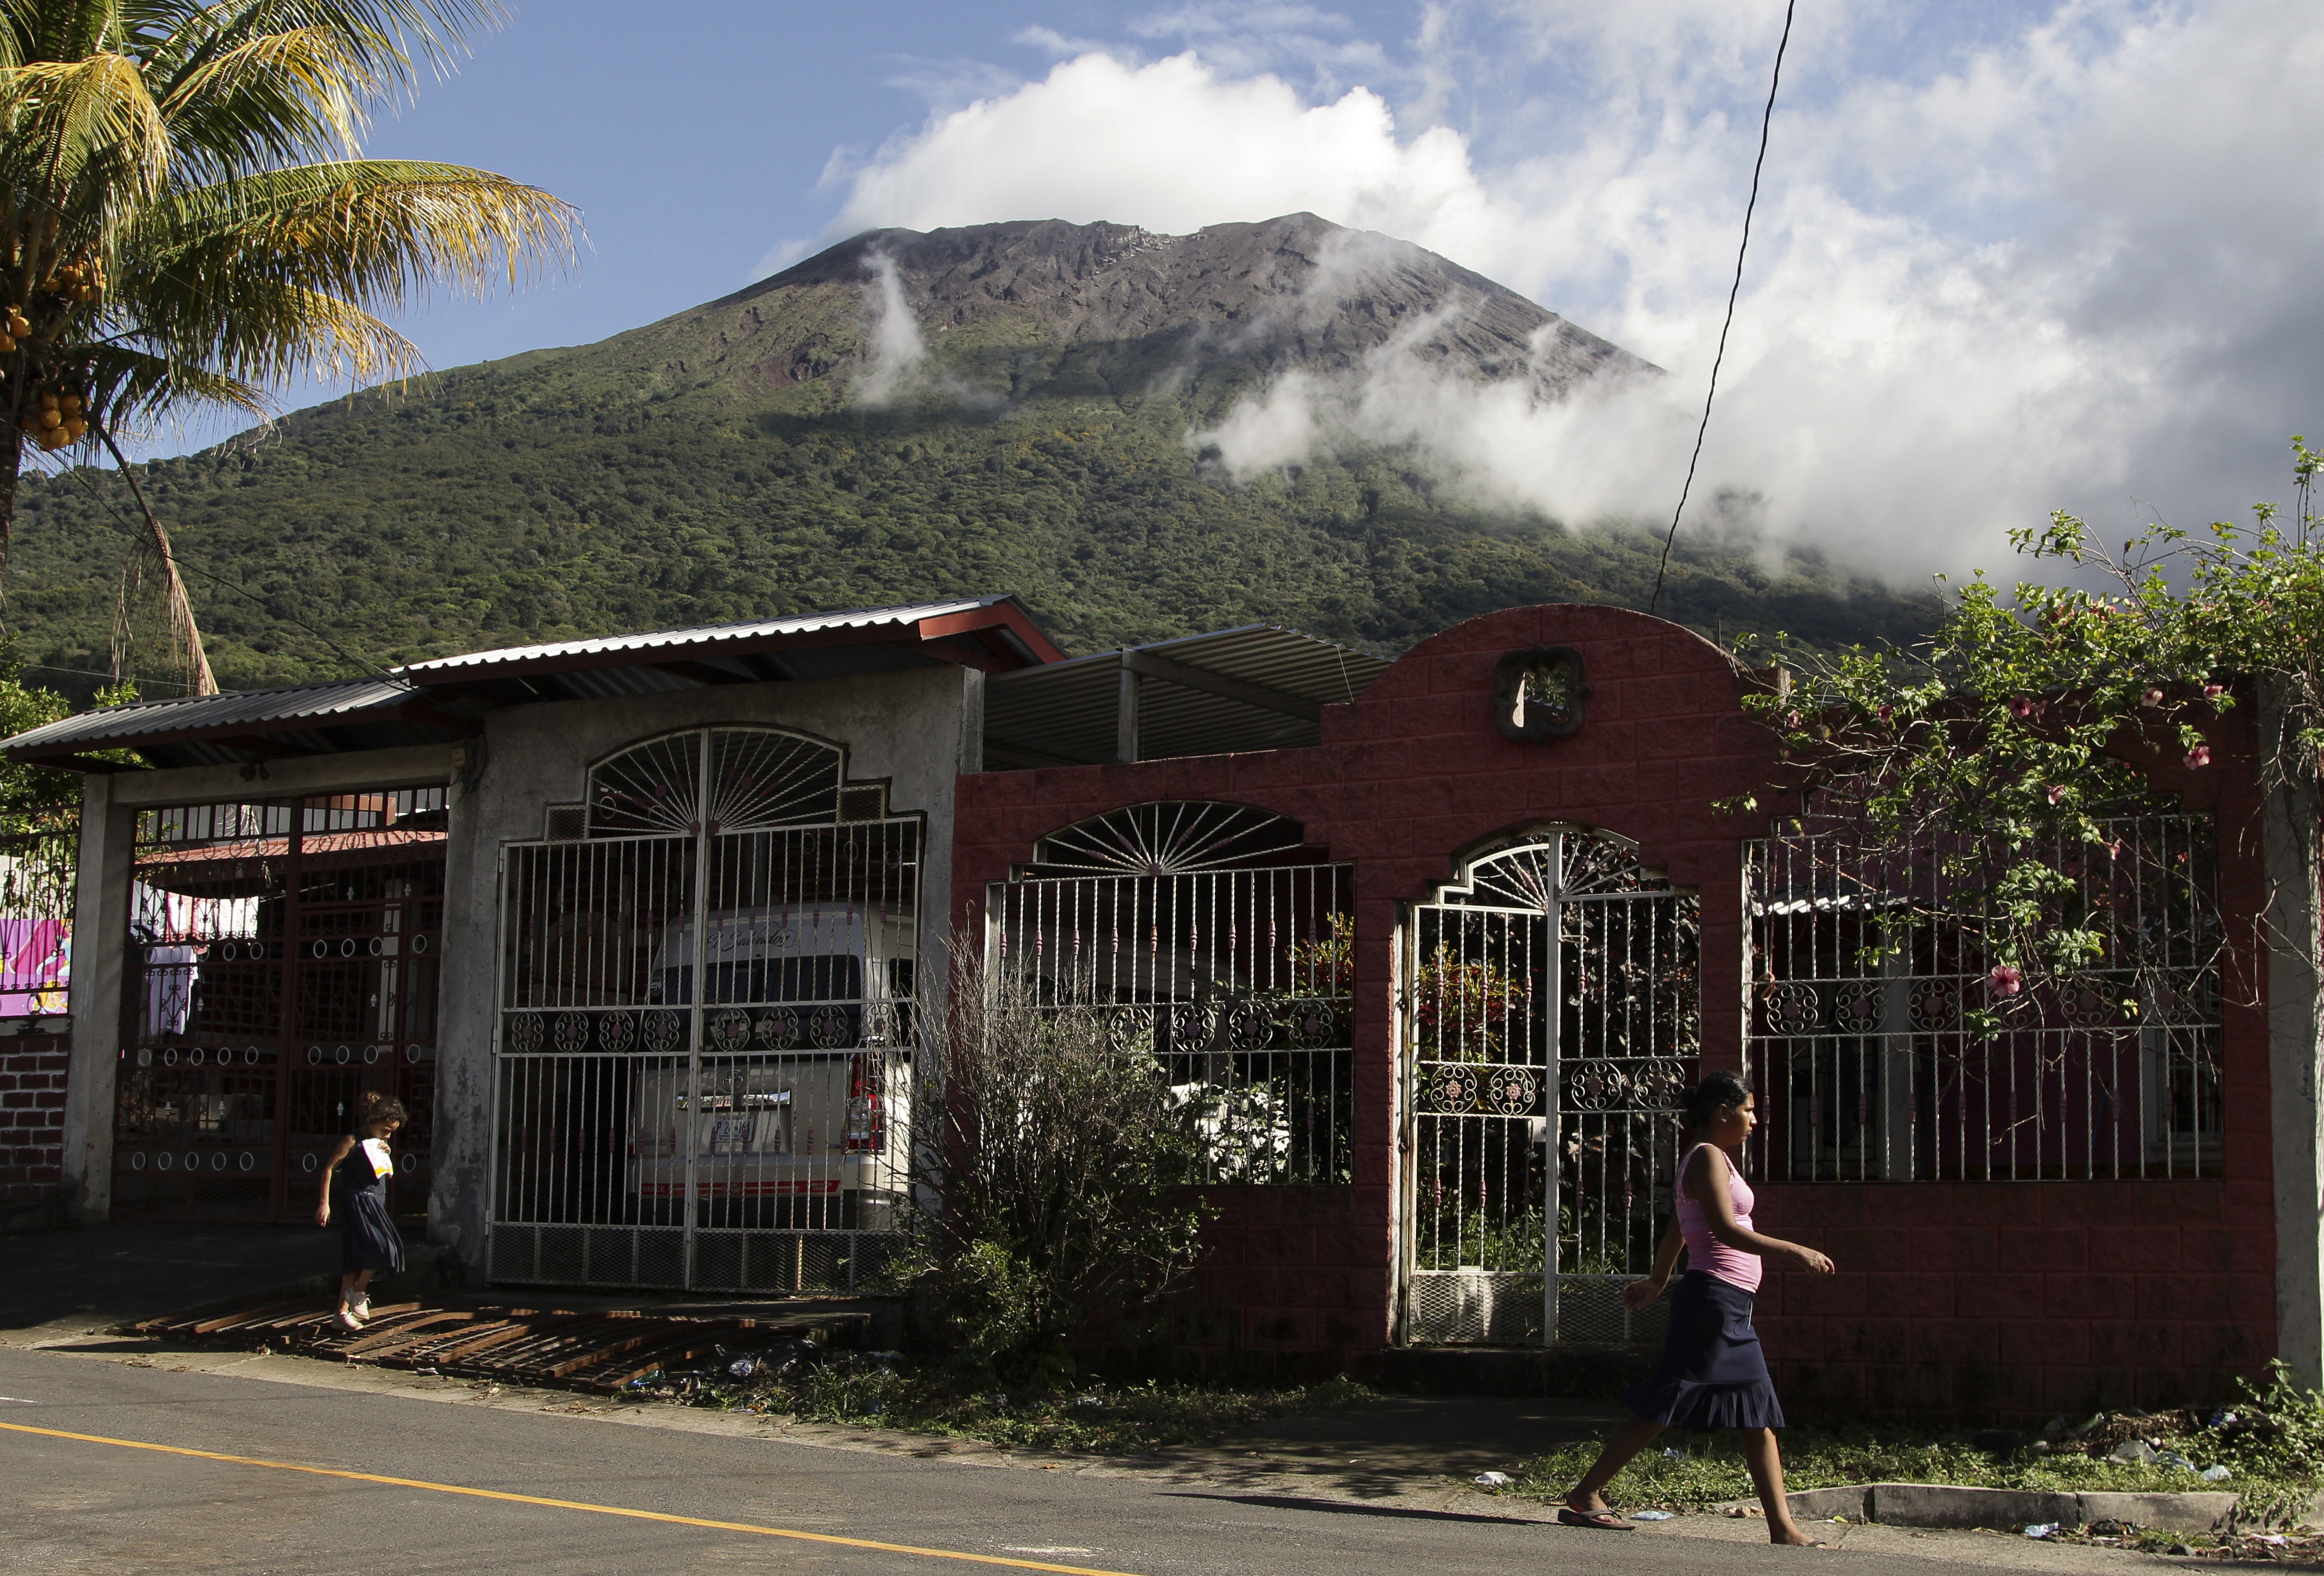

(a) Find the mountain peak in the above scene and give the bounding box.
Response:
[663,213,1652,402]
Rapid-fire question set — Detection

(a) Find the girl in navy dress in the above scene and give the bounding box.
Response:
[316,1093,408,1331]
[1562,1070,1834,1544]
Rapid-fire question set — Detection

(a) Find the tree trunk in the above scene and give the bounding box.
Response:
[0,422,20,596]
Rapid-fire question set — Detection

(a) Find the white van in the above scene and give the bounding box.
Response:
[627,902,915,1228]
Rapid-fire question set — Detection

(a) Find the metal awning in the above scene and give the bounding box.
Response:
[983,625,1390,769]
[399,597,1063,702]
[5,597,1068,771]
[0,675,460,772]
[4,604,1383,774]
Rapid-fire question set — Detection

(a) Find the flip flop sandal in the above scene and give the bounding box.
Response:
[1558,1509,1637,1531]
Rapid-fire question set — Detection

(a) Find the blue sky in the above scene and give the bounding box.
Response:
[123,1,2324,577]
[362,0,2054,370]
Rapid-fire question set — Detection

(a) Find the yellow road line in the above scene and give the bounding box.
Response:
[0,1421,1143,1576]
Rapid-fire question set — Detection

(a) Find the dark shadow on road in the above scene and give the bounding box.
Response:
[1161,1490,1553,1527]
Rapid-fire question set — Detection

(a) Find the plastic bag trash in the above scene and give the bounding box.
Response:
[2156,1449,2196,1472]
[1660,1447,1684,1460]
[1072,1393,1105,1410]
[2209,1409,2240,1429]
[1473,1471,1512,1488]
[2024,1524,2060,1539]
[2109,1438,2160,1464]
[726,1355,759,1380]
[2201,1464,2232,1482]
[1632,1511,1676,1522]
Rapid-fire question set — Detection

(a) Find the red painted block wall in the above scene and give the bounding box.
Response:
[0,1032,70,1209]
[954,604,2281,1411]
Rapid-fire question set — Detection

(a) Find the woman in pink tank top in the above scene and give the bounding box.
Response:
[1560,1069,1835,1544]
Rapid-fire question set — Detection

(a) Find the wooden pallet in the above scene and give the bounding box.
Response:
[132,1298,868,1394]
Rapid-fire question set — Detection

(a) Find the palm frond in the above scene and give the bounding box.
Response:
[133,0,505,100]
[77,342,269,425]
[137,158,580,306]
[112,259,419,385]
[159,25,380,172]
[0,53,169,198]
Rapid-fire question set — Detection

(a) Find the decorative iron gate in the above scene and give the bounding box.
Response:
[490,727,917,1292]
[115,791,446,1222]
[988,803,1353,1185]
[1401,829,1700,1346]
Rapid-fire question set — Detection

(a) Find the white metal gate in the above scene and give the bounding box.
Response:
[1401,829,1699,1347]
[489,727,917,1292]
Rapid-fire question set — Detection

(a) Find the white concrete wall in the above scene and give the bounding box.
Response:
[2264,682,2324,1386]
[429,665,985,1279]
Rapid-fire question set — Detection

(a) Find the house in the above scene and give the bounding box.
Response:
[9,597,2309,1417]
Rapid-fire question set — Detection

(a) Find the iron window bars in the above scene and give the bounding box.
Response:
[989,802,1355,1186]
[1743,812,2222,1182]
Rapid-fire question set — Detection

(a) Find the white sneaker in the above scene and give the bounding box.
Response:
[351,1295,370,1321]
[334,1308,363,1332]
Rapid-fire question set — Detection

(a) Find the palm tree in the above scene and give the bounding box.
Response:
[0,0,579,641]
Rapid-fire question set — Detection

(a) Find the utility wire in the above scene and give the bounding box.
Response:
[54,457,402,688]
[1647,0,1797,618]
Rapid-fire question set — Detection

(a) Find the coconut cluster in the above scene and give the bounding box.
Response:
[20,387,87,450]
[37,256,104,306]
[0,251,111,449]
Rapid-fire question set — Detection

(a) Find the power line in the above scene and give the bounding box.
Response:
[1647,0,1798,618]
[51,459,402,688]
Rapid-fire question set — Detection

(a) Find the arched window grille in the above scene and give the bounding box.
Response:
[588,728,844,835]
[991,802,1352,1185]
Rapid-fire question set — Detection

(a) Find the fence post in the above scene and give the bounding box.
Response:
[2264,679,2324,1387]
[60,775,132,1224]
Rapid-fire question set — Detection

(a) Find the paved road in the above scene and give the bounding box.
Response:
[0,1346,2148,1576]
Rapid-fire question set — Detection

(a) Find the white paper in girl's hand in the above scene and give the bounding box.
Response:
[361,1139,393,1178]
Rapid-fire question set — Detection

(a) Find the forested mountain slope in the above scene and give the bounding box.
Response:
[2,214,1936,696]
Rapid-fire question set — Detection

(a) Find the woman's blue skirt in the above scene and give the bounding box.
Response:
[1619,1269,1785,1430]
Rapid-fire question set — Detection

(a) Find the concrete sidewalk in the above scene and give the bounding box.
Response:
[0,1221,342,1346]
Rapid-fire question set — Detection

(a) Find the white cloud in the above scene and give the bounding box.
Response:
[812,1,2324,581]
[830,52,1489,242]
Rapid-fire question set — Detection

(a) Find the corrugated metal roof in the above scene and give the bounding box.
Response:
[2,676,418,759]
[398,597,1026,680]
[984,626,1391,768]
[5,595,1071,770]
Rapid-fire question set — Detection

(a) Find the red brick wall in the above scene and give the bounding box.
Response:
[1755,1181,2272,1417]
[954,603,2280,1410]
[0,1032,70,1209]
